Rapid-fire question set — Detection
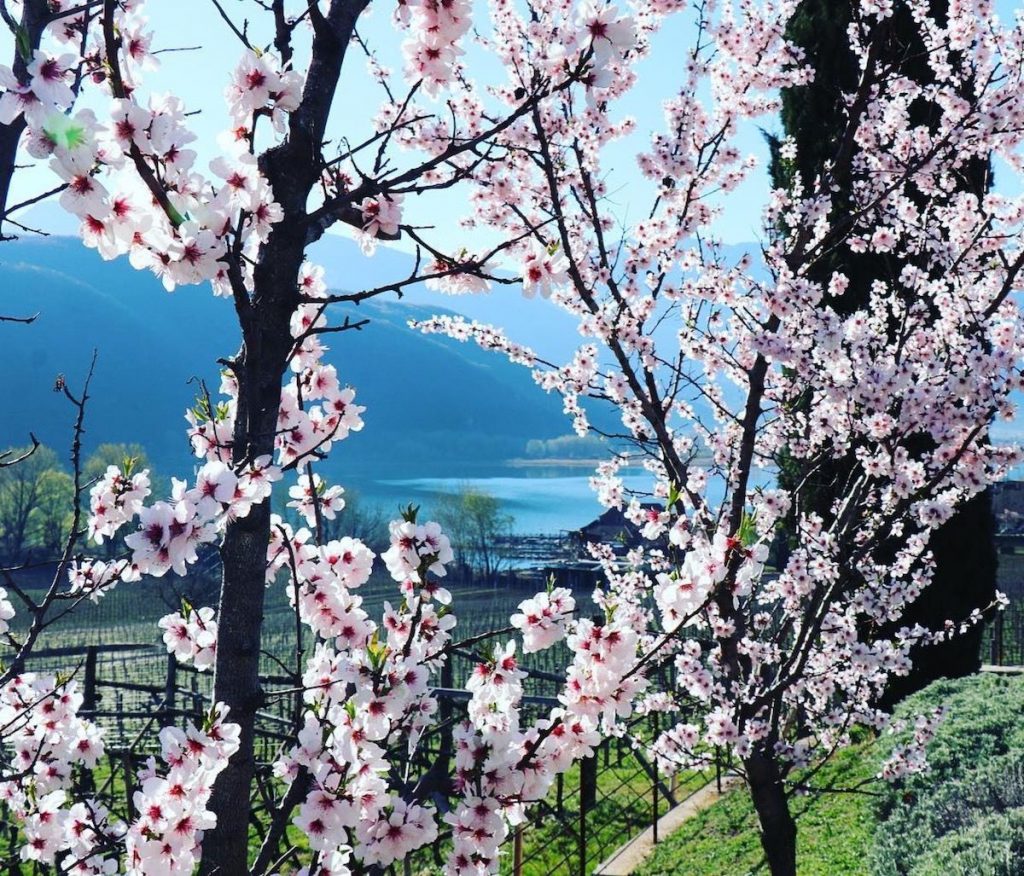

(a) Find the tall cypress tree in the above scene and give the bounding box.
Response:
[770,0,996,703]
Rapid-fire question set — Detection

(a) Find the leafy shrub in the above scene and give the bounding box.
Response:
[632,674,1024,876]
[871,674,1024,875]
[898,808,1024,876]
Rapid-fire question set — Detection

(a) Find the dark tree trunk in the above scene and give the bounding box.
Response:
[746,752,797,876]
[200,265,299,873]
[0,0,47,234]
[772,0,995,706]
[198,4,368,870]
[201,506,271,874]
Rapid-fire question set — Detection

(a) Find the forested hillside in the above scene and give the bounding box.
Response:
[0,237,596,475]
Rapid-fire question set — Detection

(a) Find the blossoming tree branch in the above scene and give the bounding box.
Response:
[0,0,1022,874]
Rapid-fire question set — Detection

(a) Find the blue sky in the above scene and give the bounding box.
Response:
[7,0,1024,438]
[9,1,1024,256]
[5,1,779,371]
[10,2,771,252]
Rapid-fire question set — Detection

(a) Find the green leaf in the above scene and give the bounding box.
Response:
[737,510,758,548]
[203,705,219,732]
[165,203,186,227]
[41,112,89,153]
[15,25,31,64]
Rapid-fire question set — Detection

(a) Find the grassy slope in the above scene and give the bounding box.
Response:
[638,673,1024,876]
[638,740,877,876]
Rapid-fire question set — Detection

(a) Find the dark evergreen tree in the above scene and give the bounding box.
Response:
[769,0,997,704]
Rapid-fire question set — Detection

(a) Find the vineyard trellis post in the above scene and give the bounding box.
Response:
[82,645,97,715]
[439,657,455,780]
[161,652,177,728]
[652,712,660,845]
[991,612,1005,665]
[579,750,597,876]
[190,670,201,723]
[121,749,135,819]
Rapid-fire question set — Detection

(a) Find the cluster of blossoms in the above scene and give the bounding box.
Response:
[414,315,537,366]
[95,456,281,579]
[652,531,769,631]
[444,793,509,876]
[357,193,403,256]
[0,674,111,871]
[561,617,647,730]
[520,244,570,299]
[445,666,606,874]
[267,523,376,645]
[224,50,302,132]
[0,0,298,293]
[288,471,346,528]
[67,558,138,602]
[574,1,638,91]
[466,642,527,734]
[279,263,365,467]
[878,707,948,781]
[441,578,638,874]
[271,510,454,870]
[381,518,455,584]
[396,0,472,95]
[423,253,493,295]
[510,586,576,652]
[87,464,151,544]
[79,446,281,597]
[123,708,239,874]
[187,342,364,473]
[159,605,218,671]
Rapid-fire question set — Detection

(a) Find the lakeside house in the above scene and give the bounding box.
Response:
[571,504,664,554]
[995,480,1024,531]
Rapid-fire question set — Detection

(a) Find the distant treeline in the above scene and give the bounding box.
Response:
[523,434,610,459]
[0,442,157,562]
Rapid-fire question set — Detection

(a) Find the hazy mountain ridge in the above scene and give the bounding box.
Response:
[0,237,587,478]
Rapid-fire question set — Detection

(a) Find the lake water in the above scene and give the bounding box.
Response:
[363,472,650,533]
[348,466,775,534]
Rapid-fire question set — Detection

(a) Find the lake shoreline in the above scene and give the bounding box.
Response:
[504,457,606,468]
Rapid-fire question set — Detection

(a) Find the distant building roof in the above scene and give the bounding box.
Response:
[575,503,664,550]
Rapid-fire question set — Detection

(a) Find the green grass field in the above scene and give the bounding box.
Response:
[638,672,1024,876]
[7,568,587,691]
[638,739,877,876]
[9,559,1022,874]
[2,569,720,876]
